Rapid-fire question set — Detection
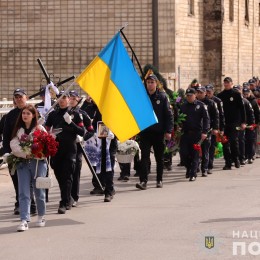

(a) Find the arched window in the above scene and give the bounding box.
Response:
[188,0,195,16]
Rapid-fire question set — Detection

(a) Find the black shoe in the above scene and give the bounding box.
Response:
[248,159,253,164]
[167,165,172,171]
[133,172,139,177]
[207,169,213,174]
[66,204,72,210]
[177,163,184,167]
[156,181,163,188]
[58,205,66,214]
[223,166,232,170]
[123,176,129,182]
[234,160,240,168]
[90,188,104,195]
[14,206,20,215]
[136,182,147,190]
[117,176,123,181]
[104,194,113,202]
[240,160,246,166]
[189,176,196,181]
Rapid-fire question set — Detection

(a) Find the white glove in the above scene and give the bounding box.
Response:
[3,153,10,163]
[63,112,72,124]
[76,135,83,143]
[38,117,45,125]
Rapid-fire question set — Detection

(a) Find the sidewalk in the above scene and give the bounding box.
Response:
[1,156,260,259]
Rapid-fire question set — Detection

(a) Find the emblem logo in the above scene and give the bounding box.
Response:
[156,100,160,104]
[205,236,214,249]
[230,97,233,101]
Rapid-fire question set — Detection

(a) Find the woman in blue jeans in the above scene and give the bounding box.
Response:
[10,104,47,232]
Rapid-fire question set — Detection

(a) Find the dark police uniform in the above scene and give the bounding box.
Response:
[197,88,219,175]
[218,88,246,169]
[179,90,210,181]
[207,94,225,171]
[45,106,85,213]
[138,88,173,186]
[71,105,93,204]
[243,88,259,163]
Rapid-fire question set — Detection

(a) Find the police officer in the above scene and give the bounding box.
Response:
[217,77,246,170]
[45,90,85,214]
[233,85,254,165]
[179,88,210,181]
[3,88,36,215]
[136,74,173,190]
[196,86,219,176]
[68,90,94,206]
[205,84,225,173]
[242,87,259,163]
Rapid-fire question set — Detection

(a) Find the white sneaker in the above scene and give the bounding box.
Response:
[36,217,46,227]
[17,221,29,232]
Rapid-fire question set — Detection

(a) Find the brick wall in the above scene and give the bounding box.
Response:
[173,0,204,89]
[222,0,260,87]
[0,0,153,99]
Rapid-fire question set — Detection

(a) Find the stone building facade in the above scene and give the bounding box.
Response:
[0,0,259,98]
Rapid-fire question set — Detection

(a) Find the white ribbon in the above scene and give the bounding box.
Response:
[42,82,59,114]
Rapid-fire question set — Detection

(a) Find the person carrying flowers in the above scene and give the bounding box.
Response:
[179,88,210,181]
[10,105,49,231]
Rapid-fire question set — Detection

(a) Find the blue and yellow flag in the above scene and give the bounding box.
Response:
[76,32,158,141]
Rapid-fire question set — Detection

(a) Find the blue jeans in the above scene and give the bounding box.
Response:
[17,159,47,222]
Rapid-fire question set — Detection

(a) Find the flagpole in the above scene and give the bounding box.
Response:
[119,27,145,80]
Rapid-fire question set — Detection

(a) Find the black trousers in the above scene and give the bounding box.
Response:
[51,152,76,207]
[245,129,256,160]
[201,135,211,172]
[238,130,245,161]
[71,145,83,202]
[179,132,201,178]
[139,132,164,183]
[119,163,131,177]
[208,134,216,170]
[223,125,239,167]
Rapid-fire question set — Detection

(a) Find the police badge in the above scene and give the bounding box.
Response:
[205,236,214,249]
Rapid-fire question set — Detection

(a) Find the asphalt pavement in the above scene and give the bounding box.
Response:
[1,155,260,260]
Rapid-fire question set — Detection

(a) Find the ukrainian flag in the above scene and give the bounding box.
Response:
[76,32,158,141]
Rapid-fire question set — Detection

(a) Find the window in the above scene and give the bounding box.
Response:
[245,0,249,25]
[188,0,195,16]
[259,1,260,25]
[229,0,234,22]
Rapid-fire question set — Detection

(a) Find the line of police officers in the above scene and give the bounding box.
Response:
[2,75,260,216]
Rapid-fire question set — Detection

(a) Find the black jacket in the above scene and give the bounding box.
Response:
[3,107,22,153]
[142,89,173,134]
[211,96,225,131]
[218,89,246,126]
[243,98,255,125]
[180,100,210,134]
[199,97,219,130]
[45,107,85,154]
[246,95,260,124]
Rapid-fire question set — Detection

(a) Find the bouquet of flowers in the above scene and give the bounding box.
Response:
[7,129,59,174]
[116,140,140,163]
[117,140,140,155]
[236,124,258,131]
[216,133,228,144]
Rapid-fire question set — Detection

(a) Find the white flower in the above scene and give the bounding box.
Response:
[117,140,140,155]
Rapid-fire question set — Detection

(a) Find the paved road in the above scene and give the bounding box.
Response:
[1,155,260,260]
